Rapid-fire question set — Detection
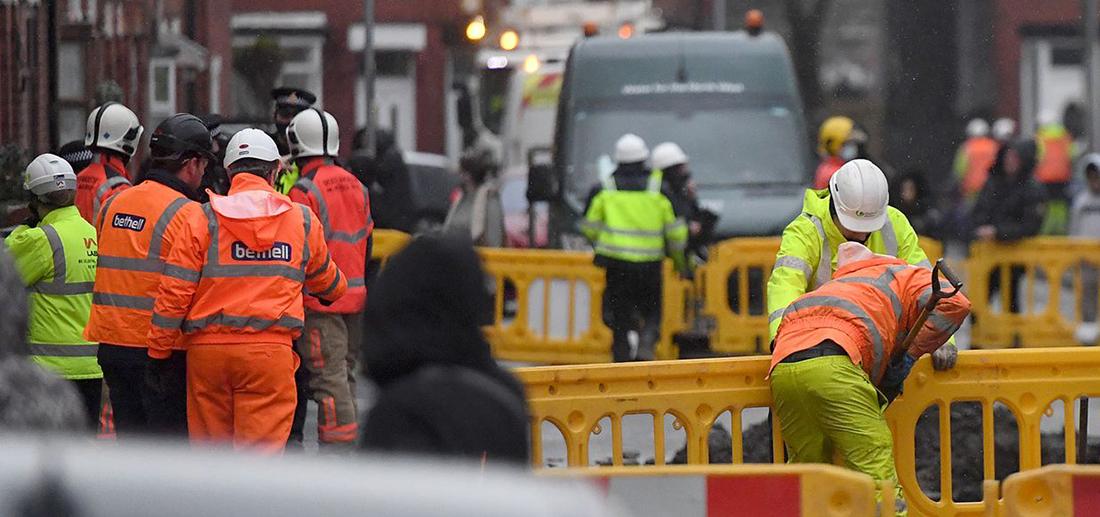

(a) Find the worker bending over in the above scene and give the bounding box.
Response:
[770,242,969,516]
[146,129,346,454]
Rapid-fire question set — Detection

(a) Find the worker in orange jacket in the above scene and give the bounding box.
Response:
[86,114,214,439]
[75,103,144,224]
[953,118,998,201]
[146,128,347,454]
[769,242,970,516]
[286,109,373,449]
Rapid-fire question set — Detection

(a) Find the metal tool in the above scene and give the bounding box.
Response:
[898,258,964,354]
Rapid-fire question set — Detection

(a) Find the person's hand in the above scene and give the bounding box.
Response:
[144,355,174,394]
[975,225,997,241]
[932,343,958,371]
[880,353,917,403]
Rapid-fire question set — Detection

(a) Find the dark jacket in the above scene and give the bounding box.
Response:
[348,131,417,233]
[970,141,1046,242]
[361,234,530,464]
[890,171,943,239]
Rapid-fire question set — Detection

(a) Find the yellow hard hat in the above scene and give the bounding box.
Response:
[818,116,855,157]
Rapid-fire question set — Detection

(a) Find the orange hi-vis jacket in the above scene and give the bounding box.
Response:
[770,255,971,385]
[957,136,999,197]
[813,156,845,189]
[289,158,372,314]
[1036,125,1073,185]
[84,178,202,348]
[76,154,132,225]
[146,173,347,359]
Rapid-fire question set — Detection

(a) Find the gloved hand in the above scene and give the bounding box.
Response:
[879,353,916,403]
[144,355,178,397]
[932,343,958,371]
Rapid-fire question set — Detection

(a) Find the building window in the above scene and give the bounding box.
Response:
[231,34,324,120]
[149,58,177,124]
[57,42,86,144]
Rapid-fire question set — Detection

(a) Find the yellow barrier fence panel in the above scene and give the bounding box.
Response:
[519,347,1100,517]
[698,236,944,356]
[542,464,881,517]
[968,237,1100,349]
[369,229,412,266]
[996,465,1100,517]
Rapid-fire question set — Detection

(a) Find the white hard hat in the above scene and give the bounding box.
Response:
[24,153,77,196]
[613,133,648,164]
[223,128,281,170]
[1038,109,1058,127]
[965,118,989,138]
[287,108,340,158]
[829,159,889,233]
[651,142,688,171]
[992,118,1016,141]
[84,103,143,158]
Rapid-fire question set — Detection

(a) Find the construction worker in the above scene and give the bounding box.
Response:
[75,103,144,224]
[1035,111,1075,235]
[992,117,1016,144]
[767,159,932,342]
[652,141,718,260]
[5,154,101,429]
[814,116,867,189]
[581,134,688,362]
[146,128,346,454]
[770,242,970,515]
[287,109,372,450]
[953,118,999,201]
[269,87,317,194]
[85,114,214,439]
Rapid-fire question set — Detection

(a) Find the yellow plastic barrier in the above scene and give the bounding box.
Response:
[991,465,1100,516]
[518,347,1100,516]
[542,464,883,516]
[370,229,412,265]
[698,236,944,356]
[968,238,1100,348]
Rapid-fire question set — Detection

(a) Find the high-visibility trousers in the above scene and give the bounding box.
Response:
[770,354,907,516]
[296,311,359,446]
[187,343,298,455]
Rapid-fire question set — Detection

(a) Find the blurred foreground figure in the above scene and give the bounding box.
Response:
[444,145,505,247]
[362,234,530,464]
[0,249,86,432]
[146,129,346,454]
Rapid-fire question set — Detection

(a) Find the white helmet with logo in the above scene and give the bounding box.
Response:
[287,108,340,158]
[613,133,648,164]
[829,159,889,233]
[224,128,281,170]
[24,153,77,197]
[84,103,144,158]
[651,142,689,171]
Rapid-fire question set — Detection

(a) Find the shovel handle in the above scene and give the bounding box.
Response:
[932,259,964,301]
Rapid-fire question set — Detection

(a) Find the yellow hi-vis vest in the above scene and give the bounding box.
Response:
[4,205,101,380]
[766,189,930,340]
[581,169,688,272]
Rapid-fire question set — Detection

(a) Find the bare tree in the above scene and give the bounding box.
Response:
[783,0,832,117]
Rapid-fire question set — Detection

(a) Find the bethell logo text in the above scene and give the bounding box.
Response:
[112,213,146,232]
[231,241,292,262]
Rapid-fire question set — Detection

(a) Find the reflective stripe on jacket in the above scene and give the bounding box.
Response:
[290,159,372,314]
[581,169,688,271]
[85,181,200,348]
[146,173,347,359]
[75,155,131,224]
[4,205,101,379]
[770,256,970,385]
[766,189,930,340]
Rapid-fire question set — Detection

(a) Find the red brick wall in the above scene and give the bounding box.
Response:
[993,0,1081,118]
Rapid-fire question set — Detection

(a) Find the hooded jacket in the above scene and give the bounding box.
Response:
[146,173,347,358]
[361,234,529,464]
[970,141,1046,242]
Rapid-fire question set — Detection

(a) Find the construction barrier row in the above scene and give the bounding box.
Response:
[516,347,1100,517]
[544,464,886,517]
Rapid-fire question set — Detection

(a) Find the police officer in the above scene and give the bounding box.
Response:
[5,153,101,429]
[269,87,317,194]
[75,103,144,224]
[766,159,934,344]
[581,134,689,362]
[85,114,214,439]
[287,109,372,450]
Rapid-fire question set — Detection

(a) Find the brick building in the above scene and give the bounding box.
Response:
[0,0,231,156]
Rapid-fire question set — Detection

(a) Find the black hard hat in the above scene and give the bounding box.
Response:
[56,140,94,172]
[150,113,215,161]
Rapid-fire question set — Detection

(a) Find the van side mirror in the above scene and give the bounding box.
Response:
[527,147,557,202]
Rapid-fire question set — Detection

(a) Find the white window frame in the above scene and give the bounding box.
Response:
[149,57,177,119]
